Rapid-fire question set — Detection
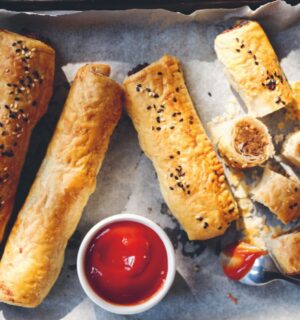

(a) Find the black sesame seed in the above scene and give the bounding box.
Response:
[156,127,161,131]
[170,173,173,177]
[157,72,163,76]
[176,87,180,93]
[173,97,177,102]
[12,42,16,47]
[153,93,159,98]
[2,150,14,157]
[187,190,191,195]
[172,113,177,117]
[169,155,174,159]
[15,49,21,53]
[170,126,175,130]
[6,83,12,87]
[236,49,240,53]
[208,92,212,97]
[197,217,204,221]
[203,222,209,229]
[169,186,174,190]
[179,118,184,122]
[177,151,180,155]
[217,226,222,230]
[9,112,16,119]
[255,61,259,65]
[156,117,161,123]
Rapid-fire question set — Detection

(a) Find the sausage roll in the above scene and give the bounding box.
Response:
[282,131,300,168]
[251,167,300,224]
[217,115,274,169]
[123,55,239,241]
[0,64,123,307]
[0,30,55,241]
[267,229,300,275]
[214,20,293,118]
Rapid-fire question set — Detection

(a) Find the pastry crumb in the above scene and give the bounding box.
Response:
[277,121,285,130]
[274,134,284,144]
[227,293,238,305]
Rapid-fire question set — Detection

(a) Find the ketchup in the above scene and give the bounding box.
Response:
[85,221,168,305]
[221,241,267,281]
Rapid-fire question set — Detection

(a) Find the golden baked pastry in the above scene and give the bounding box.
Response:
[251,167,300,224]
[0,30,55,241]
[267,229,300,275]
[123,55,239,240]
[217,115,274,169]
[214,20,293,118]
[282,131,300,168]
[0,64,123,307]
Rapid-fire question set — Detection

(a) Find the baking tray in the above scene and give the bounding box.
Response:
[0,0,298,12]
[0,1,299,320]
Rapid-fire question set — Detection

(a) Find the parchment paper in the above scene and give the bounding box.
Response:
[0,1,300,319]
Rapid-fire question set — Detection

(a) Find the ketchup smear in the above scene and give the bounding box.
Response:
[85,221,168,305]
[222,241,267,281]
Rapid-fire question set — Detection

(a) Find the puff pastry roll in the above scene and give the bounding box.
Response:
[215,20,293,118]
[217,115,274,169]
[251,167,300,224]
[282,131,300,168]
[0,64,123,307]
[124,55,239,241]
[0,30,55,241]
[267,230,300,275]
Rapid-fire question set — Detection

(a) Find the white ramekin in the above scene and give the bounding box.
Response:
[77,213,176,315]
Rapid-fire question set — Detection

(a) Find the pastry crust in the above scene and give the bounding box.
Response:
[0,29,55,241]
[214,20,293,118]
[282,131,300,168]
[267,230,300,275]
[217,115,274,169]
[0,64,123,307]
[251,167,300,224]
[123,55,239,241]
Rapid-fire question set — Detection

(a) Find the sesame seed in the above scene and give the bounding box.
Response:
[170,126,175,130]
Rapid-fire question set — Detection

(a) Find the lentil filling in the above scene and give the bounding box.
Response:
[233,121,267,159]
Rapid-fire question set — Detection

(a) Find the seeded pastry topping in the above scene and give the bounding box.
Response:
[0,39,45,209]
